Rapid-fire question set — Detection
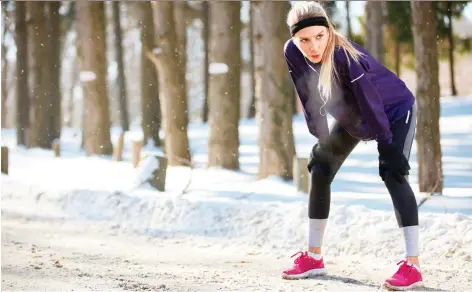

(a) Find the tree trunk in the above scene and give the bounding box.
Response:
[173,2,189,125]
[247,2,256,119]
[345,0,353,40]
[208,2,241,169]
[257,1,295,180]
[48,1,62,142]
[174,2,188,125]
[252,1,265,119]
[112,1,130,132]
[29,2,51,148]
[365,1,384,64]
[395,32,401,77]
[321,1,336,20]
[446,2,457,96]
[76,1,113,155]
[151,2,191,166]
[15,1,29,146]
[140,2,161,147]
[201,1,210,123]
[410,1,443,194]
[1,6,8,129]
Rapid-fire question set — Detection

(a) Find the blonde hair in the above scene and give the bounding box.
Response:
[287,1,363,105]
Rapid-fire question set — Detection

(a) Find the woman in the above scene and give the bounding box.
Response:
[282,2,423,291]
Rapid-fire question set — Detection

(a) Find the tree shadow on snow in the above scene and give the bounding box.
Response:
[415,287,448,292]
[313,274,379,289]
[313,275,448,291]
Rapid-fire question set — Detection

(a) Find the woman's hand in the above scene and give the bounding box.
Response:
[378,143,411,183]
[307,143,331,176]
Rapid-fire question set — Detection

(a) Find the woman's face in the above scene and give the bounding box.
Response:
[294,26,329,64]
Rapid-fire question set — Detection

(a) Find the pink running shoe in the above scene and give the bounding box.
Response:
[281,251,327,280]
[383,259,424,291]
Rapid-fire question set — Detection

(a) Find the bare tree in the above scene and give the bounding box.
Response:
[174,2,188,123]
[14,1,29,146]
[48,1,62,142]
[247,2,256,119]
[253,7,263,108]
[365,1,384,64]
[28,2,51,148]
[208,2,241,169]
[76,1,113,155]
[151,1,191,166]
[251,1,264,119]
[1,3,10,128]
[201,1,210,123]
[445,2,457,96]
[139,2,161,147]
[112,1,129,132]
[393,26,401,77]
[410,1,443,193]
[256,1,295,180]
[345,0,353,39]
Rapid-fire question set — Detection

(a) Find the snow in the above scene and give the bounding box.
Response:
[134,155,160,188]
[209,62,229,75]
[2,96,472,290]
[79,70,97,82]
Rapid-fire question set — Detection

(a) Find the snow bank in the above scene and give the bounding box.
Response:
[2,172,471,270]
[133,156,159,188]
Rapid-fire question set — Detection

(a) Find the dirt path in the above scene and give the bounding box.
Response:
[2,215,470,292]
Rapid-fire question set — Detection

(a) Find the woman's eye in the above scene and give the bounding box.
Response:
[316,35,323,40]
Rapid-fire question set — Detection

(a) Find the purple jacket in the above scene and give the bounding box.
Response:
[284,39,415,145]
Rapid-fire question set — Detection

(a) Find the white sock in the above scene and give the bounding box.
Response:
[402,225,419,257]
[308,218,328,248]
[308,252,322,260]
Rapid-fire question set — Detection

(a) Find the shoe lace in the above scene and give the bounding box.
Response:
[396,259,413,277]
[291,251,309,264]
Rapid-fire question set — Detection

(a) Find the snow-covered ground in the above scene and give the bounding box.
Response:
[2,96,472,291]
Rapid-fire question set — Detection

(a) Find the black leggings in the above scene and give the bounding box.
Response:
[309,105,418,228]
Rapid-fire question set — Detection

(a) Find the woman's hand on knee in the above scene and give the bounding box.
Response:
[377,142,411,183]
[307,143,332,176]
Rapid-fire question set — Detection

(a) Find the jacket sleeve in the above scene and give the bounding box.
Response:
[284,41,329,144]
[342,53,393,144]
